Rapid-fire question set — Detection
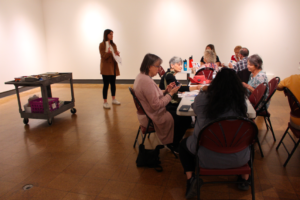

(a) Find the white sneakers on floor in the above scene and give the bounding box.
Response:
[103,100,121,109]
[103,102,111,109]
[112,99,121,105]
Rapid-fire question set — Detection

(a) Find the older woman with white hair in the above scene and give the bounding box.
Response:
[159,56,196,152]
[159,56,201,94]
[192,50,219,74]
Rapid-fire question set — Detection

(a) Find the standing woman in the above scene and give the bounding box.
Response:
[99,29,121,109]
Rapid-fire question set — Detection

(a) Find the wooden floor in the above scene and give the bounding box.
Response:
[0,84,299,200]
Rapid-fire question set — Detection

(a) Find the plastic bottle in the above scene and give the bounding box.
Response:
[183,60,187,71]
[189,56,193,68]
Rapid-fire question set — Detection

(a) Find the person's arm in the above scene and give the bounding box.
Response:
[242,82,255,93]
[216,56,221,66]
[99,43,112,60]
[200,56,205,65]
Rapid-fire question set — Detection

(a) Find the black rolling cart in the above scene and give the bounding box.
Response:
[5,73,76,125]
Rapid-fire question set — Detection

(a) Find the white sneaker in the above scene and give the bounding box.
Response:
[112,99,121,105]
[103,102,111,109]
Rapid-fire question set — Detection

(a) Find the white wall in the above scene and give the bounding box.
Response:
[1,0,300,93]
[42,0,300,81]
[0,0,47,93]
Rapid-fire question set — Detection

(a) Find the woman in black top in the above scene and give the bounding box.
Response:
[200,44,221,66]
[159,56,197,152]
[159,56,201,110]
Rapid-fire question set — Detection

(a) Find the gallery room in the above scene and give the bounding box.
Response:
[0,0,300,199]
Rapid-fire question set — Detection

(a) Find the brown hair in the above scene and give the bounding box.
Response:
[234,45,242,52]
[102,29,115,47]
[140,54,162,75]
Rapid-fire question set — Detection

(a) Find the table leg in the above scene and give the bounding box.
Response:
[46,85,52,98]
[15,85,22,114]
[41,86,50,115]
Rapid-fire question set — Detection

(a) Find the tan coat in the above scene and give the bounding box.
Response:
[99,42,120,76]
[133,73,174,145]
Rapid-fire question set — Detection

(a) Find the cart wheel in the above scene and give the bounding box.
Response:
[23,118,29,125]
[71,108,77,114]
[48,118,53,125]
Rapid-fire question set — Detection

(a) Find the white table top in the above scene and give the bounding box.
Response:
[176,93,256,119]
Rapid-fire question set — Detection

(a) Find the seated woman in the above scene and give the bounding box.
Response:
[159,56,201,109]
[133,53,185,152]
[231,45,242,62]
[192,50,218,74]
[242,54,269,109]
[178,68,250,198]
[200,44,221,66]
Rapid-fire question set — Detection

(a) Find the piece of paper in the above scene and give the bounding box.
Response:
[113,54,122,65]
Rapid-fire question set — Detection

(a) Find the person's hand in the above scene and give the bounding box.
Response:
[108,47,112,53]
[166,82,176,93]
[242,82,249,89]
[201,86,208,92]
[228,63,233,69]
[169,85,180,96]
[115,51,120,56]
[196,85,201,90]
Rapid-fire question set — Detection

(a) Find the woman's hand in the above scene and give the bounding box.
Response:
[115,51,120,56]
[108,47,112,53]
[169,85,180,96]
[201,86,208,92]
[196,85,201,90]
[242,82,254,92]
[166,82,176,93]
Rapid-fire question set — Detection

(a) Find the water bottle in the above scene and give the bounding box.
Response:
[212,70,216,79]
[189,56,193,69]
[183,59,187,71]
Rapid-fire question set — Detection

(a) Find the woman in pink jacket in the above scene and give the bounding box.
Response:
[133,53,183,152]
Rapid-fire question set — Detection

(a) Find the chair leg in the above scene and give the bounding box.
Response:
[256,136,264,157]
[283,139,300,167]
[276,127,289,150]
[263,117,269,131]
[133,126,141,148]
[266,116,276,141]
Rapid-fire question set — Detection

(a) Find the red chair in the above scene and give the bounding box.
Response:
[157,66,166,77]
[276,88,300,167]
[195,116,258,200]
[129,87,155,148]
[195,68,214,80]
[248,82,268,157]
[256,77,280,141]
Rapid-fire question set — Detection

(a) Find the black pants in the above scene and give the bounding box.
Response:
[179,138,196,172]
[167,105,192,148]
[102,75,116,99]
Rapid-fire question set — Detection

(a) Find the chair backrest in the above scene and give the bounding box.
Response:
[129,87,147,116]
[284,88,300,118]
[248,82,267,110]
[237,68,251,83]
[196,68,214,80]
[257,77,280,112]
[157,66,166,77]
[266,77,280,102]
[197,116,258,154]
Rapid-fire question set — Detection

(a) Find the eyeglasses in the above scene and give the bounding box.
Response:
[153,65,161,68]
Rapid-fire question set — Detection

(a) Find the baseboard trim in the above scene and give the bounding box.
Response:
[0,79,188,99]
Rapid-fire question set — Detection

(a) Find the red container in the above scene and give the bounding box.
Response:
[30,98,59,113]
[189,56,193,68]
